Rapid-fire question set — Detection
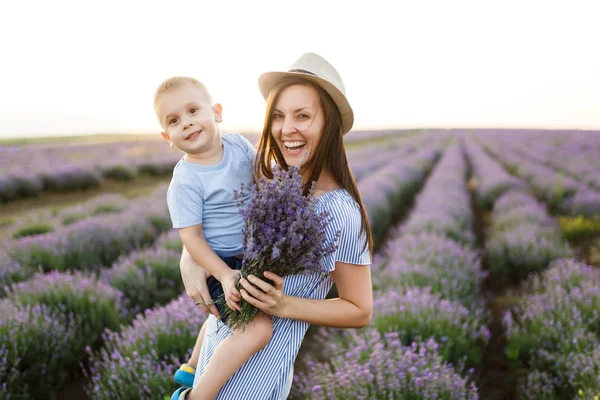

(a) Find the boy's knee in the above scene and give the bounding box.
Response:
[253,316,273,347]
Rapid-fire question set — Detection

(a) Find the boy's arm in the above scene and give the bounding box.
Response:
[179,225,242,311]
[179,224,233,282]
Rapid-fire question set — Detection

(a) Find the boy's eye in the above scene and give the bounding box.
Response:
[169,118,178,125]
[190,107,198,114]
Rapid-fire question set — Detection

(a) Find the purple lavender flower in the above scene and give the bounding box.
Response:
[6,270,123,352]
[100,244,183,319]
[565,188,600,218]
[358,146,441,245]
[223,165,339,329]
[0,250,32,296]
[372,287,490,366]
[391,144,478,249]
[0,299,79,397]
[487,190,573,278]
[376,233,486,309]
[504,259,600,369]
[291,328,479,399]
[85,295,208,399]
[3,195,170,274]
[463,138,527,208]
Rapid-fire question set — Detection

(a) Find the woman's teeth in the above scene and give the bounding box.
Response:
[284,141,306,150]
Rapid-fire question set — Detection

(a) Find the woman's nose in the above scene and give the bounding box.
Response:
[281,117,297,134]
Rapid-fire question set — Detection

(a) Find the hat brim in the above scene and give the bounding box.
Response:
[258,71,354,135]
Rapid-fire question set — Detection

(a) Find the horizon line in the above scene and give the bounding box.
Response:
[2,125,600,142]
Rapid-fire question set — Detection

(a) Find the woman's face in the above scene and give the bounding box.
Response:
[270,84,324,167]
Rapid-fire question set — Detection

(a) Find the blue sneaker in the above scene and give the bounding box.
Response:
[170,387,191,400]
[174,364,195,388]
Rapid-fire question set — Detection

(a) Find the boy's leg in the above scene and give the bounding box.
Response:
[175,318,208,387]
[188,318,208,367]
[187,313,273,400]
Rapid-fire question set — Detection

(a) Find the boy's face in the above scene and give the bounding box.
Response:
[156,84,223,155]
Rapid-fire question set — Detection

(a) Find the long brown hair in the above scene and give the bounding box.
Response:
[255,76,373,256]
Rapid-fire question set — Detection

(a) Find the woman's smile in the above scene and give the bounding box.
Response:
[282,140,307,155]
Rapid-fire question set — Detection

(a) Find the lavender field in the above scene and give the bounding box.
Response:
[1,129,600,400]
[0,130,403,204]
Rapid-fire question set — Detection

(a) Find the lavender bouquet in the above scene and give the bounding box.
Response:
[217,164,339,330]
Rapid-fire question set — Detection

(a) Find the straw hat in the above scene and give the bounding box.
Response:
[258,53,354,134]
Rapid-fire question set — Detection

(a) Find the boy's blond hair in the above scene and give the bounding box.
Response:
[154,77,214,121]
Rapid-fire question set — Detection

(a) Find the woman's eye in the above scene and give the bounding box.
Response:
[272,114,283,120]
[298,114,310,119]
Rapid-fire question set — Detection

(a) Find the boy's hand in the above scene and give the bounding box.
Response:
[220,269,242,312]
[180,247,220,319]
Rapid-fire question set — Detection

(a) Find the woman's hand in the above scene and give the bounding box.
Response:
[239,271,287,318]
[180,246,221,319]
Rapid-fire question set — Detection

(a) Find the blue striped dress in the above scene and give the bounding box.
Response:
[192,188,371,399]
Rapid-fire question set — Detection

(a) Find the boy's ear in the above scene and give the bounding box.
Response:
[160,131,174,147]
[213,103,223,122]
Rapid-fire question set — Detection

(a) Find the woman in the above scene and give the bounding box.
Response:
[180,53,373,400]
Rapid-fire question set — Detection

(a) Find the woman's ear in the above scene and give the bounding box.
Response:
[213,103,223,122]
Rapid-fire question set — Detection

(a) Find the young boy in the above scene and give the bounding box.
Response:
[154,77,273,400]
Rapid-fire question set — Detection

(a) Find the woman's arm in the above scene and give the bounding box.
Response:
[239,261,373,328]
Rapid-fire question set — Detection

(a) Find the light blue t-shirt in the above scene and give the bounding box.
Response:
[166,133,256,257]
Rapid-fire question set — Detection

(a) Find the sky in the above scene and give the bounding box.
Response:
[1,0,599,138]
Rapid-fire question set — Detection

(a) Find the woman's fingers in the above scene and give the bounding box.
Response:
[239,278,267,301]
[263,271,284,288]
[245,275,272,293]
[235,273,286,315]
[240,289,260,307]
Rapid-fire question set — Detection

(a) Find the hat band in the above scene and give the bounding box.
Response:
[288,69,317,76]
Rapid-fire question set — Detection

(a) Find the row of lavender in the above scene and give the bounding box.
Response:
[0,135,446,398]
[0,140,180,202]
[475,129,600,189]
[464,135,600,399]
[0,186,172,294]
[291,143,487,399]
[2,193,137,240]
[472,130,600,218]
[0,130,416,203]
